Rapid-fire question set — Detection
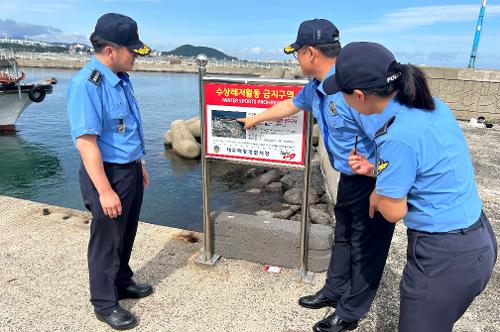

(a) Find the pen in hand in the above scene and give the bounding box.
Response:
[354,134,358,155]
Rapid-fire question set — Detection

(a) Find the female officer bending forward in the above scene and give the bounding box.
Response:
[322,41,497,332]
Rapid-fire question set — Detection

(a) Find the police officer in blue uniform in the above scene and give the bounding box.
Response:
[324,41,497,332]
[239,20,395,332]
[67,13,153,330]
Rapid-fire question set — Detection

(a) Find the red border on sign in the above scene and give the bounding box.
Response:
[203,82,306,165]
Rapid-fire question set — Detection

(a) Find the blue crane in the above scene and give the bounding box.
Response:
[468,0,487,68]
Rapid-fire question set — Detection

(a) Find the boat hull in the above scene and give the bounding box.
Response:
[0,91,32,131]
[0,79,55,131]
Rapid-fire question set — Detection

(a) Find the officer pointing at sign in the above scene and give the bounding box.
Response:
[324,41,497,332]
[239,20,395,332]
[67,13,152,330]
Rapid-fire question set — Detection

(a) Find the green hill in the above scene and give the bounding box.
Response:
[165,44,237,61]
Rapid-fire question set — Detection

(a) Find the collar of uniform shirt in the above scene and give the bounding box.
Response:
[317,65,336,96]
[90,56,122,87]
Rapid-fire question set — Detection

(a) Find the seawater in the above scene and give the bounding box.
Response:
[0,68,230,231]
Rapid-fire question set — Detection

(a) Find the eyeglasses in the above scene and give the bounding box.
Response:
[292,46,308,60]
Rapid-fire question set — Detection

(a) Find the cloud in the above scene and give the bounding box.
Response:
[244,47,263,55]
[346,4,500,33]
[224,47,285,60]
[31,32,89,45]
[0,0,77,14]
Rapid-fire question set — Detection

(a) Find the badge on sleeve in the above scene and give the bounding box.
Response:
[375,115,396,138]
[377,159,389,175]
[328,101,336,115]
[88,70,103,85]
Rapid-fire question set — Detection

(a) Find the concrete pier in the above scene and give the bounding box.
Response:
[0,128,499,331]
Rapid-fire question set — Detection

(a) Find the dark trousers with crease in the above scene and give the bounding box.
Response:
[399,211,497,332]
[79,161,143,314]
[320,174,395,322]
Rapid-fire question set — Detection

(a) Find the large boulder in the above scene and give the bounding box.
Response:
[265,182,283,193]
[251,169,282,188]
[283,187,320,205]
[309,206,332,225]
[171,120,200,159]
[185,116,201,138]
[163,129,173,147]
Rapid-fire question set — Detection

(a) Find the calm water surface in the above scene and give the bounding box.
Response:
[0,68,232,231]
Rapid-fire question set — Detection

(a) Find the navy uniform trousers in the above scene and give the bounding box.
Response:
[399,211,497,332]
[320,174,395,322]
[79,161,144,314]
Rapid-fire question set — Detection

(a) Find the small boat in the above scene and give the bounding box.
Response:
[0,53,57,131]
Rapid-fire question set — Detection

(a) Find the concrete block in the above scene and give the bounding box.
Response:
[213,211,333,272]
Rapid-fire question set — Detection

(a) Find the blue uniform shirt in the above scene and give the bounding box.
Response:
[374,97,482,232]
[293,65,395,174]
[67,56,145,164]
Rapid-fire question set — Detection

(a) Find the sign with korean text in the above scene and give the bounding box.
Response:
[204,82,306,165]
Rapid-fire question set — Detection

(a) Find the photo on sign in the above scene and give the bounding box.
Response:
[211,110,246,139]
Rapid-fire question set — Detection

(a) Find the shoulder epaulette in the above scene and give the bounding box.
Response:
[88,70,103,85]
[374,115,396,138]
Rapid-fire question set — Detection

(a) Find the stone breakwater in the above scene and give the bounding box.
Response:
[15,56,274,76]
[16,55,500,123]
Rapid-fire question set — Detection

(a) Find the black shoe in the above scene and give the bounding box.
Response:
[298,291,338,309]
[95,305,137,330]
[118,283,153,300]
[313,313,358,332]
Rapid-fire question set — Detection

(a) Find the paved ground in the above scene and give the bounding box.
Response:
[0,123,499,332]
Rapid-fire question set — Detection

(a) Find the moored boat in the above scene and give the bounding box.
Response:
[0,54,57,131]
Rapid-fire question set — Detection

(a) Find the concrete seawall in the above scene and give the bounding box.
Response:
[16,56,500,123]
[425,67,500,122]
[15,57,271,76]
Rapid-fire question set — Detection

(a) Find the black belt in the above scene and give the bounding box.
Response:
[411,214,483,235]
[445,215,483,234]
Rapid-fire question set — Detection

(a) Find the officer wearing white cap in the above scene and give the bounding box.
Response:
[324,41,497,331]
[239,20,395,332]
[67,13,152,330]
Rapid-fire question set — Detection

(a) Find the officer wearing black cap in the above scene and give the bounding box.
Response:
[239,20,395,332]
[67,13,152,330]
[324,42,497,331]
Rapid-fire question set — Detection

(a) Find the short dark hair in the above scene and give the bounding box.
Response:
[314,42,341,58]
[89,32,119,54]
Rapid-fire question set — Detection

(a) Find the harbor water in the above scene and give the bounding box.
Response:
[0,68,235,231]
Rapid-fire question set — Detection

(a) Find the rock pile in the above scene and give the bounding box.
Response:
[228,152,334,226]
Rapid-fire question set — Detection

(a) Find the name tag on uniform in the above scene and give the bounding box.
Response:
[118,118,126,134]
[329,101,336,115]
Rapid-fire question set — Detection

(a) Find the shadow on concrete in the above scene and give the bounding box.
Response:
[121,236,202,311]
